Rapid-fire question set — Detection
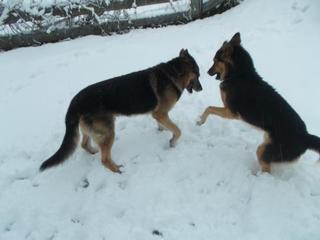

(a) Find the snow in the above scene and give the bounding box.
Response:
[0,0,190,35]
[110,0,190,21]
[1,0,320,239]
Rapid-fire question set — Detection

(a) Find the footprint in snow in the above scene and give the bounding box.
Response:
[4,221,15,232]
[152,230,163,237]
[292,2,309,12]
[74,177,90,191]
[118,180,128,190]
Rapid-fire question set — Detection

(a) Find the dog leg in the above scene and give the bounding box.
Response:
[81,133,99,154]
[98,134,122,174]
[258,158,271,173]
[257,147,271,173]
[152,111,181,147]
[256,134,272,173]
[79,118,99,154]
[197,106,214,125]
[90,115,123,173]
[198,106,238,125]
[157,122,166,131]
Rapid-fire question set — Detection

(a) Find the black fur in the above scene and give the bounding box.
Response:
[40,109,79,171]
[65,56,198,116]
[40,52,201,171]
[221,42,320,163]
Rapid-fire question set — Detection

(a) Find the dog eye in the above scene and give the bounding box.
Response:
[216,56,223,62]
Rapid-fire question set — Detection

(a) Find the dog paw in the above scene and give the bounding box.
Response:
[157,126,165,132]
[115,165,124,174]
[157,123,166,132]
[89,148,99,155]
[104,162,124,174]
[169,138,177,148]
[196,117,205,126]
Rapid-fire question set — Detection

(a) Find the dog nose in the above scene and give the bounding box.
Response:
[207,69,214,76]
[196,82,203,91]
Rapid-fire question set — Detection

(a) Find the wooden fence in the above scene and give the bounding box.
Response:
[0,0,238,51]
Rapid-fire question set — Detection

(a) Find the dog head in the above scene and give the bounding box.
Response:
[179,49,202,93]
[207,32,241,81]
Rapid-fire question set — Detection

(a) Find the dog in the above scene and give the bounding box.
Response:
[197,33,320,173]
[40,49,202,173]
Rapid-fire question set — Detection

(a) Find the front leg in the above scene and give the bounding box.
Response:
[197,106,238,125]
[152,111,181,147]
[156,121,166,131]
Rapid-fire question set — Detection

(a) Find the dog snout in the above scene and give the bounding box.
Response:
[195,81,203,91]
[207,66,216,76]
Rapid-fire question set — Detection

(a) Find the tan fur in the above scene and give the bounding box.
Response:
[78,74,189,172]
[152,111,181,147]
[80,114,122,173]
[256,133,272,173]
[40,50,202,173]
[198,88,239,125]
[205,106,239,119]
[79,119,98,154]
[215,61,227,80]
[97,127,122,173]
[220,88,228,107]
[152,85,181,147]
[182,72,197,88]
[199,89,271,173]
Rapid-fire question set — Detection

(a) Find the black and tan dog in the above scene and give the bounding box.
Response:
[198,33,320,173]
[40,49,202,173]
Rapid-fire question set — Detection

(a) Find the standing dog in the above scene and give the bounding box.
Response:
[40,49,202,173]
[198,33,320,173]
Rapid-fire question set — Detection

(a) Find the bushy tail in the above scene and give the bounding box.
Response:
[40,108,80,171]
[305,134,320,154]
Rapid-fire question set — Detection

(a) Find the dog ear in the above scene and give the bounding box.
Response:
[179,48,188,58]
[230,32,241,46]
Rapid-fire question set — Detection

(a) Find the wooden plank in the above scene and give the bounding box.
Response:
[1,0,178,25]
[202,0,225,12]
[136,0,173,6]
[190,0,202,18]
[201,0,239,17]
[0,10,191,51]
[0,0,240,51]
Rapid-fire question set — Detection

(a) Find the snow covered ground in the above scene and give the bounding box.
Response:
[1,0,320,239]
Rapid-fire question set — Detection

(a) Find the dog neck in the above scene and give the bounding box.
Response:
[158,63,184,94]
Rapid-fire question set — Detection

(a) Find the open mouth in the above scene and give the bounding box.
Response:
[216,73,221,80]
[187,85,193,93]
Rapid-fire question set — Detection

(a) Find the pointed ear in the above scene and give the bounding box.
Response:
[179,48,187,57]
[230,32,241,46]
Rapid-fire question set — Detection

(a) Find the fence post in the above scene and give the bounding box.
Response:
[190,0,202,19]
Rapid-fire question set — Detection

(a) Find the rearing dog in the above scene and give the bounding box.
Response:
[198,33,320,173]
[40,49,202,173]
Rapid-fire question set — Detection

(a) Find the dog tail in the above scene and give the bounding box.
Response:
[40,106,80,171]
[305,134,320,155]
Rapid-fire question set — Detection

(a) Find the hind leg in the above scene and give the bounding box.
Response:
[79,119,98,154]
[256,133,307,173]
[97,130,122,174]
[157,122,166,132]
[81,133,98,154]
[257,145,272,173]
[90,114,122,173]
[256,133,272,173]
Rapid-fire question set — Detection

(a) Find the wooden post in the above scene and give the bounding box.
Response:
[190,0,202,19]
